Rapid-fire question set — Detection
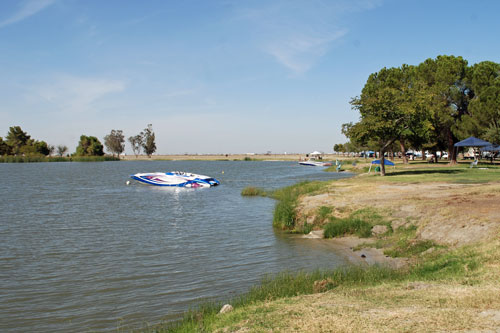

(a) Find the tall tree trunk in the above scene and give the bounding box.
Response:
[400,139,408,164]
[379,149,386,176]
[448,130,457,165]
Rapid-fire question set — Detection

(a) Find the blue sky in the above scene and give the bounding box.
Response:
[1,0,500,154]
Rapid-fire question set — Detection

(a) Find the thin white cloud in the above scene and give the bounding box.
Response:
[233,0,381,74]
[0,0,56,28]
[35,75,126,113]
[266,30,347,74]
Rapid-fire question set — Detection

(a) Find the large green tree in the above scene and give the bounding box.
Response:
[417,55,473,164]
[56,145,68,157]
[75,135,104,156]
[128,133,143,157]
[3,126,50,156]
[5,126,31,155]
[346,65,430,175]
[460,61,500,144]
[0,137,9,155]
[142,124,156,157]
[104,129,125,157]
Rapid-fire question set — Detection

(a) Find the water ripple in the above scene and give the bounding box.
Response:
[0,161,352,332]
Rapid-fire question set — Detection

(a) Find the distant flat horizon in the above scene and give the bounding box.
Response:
[1,0,500,154]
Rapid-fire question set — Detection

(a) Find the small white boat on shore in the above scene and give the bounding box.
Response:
[298,160,332,167]
[130,171,220,188]
[299,150,332,167]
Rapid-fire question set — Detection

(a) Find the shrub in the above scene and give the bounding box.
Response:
[323,216,372,238]
[317,206,333,220]
[273,194,297,229]
[385,239,436,257]
[301,223,313,234]
[241,187,268,197]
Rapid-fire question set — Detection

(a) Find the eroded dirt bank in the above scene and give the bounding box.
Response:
[297,178,500,246]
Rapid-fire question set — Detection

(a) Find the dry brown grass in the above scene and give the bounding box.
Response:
[215,283,500,332]
[212,239,500,333]
[296,177,500,247]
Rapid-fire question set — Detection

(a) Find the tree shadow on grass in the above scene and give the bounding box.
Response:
[385,169,464,176]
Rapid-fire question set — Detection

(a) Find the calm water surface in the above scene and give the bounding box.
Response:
[0,161,352,332]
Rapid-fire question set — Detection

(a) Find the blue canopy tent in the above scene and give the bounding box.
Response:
[453,136,492,148]
[368,159,395,173]
[481,145,500,152]
[454,137,492,164]
[481,145,500,162]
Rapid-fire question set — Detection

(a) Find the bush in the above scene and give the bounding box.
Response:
[317,206,333,220]
[273,194,297,229]
[384,239,436,258]
[241,187,268,197]
[323,216,372,238]
[301,223,313,234]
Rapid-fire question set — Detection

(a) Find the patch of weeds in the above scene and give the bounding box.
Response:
[384,239,436,257]
[318,206,333,219]
[354,239,386,251]
[301,223,313,234]
[271,181,329,230]
[323,207,390,238]
[241,186,268,197]
[336,206,348,214]
[410,248,481,280]
[313,278,337,293]
[323,216,372,238]
[381,225,441,258]
[273,194,297,229]
[313,206,333,225]
[271,181,328,201]
[350,207,384,225]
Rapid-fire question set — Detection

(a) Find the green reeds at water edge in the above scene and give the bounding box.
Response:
[241,181,329,230]
[0,155,120,163]
[146,242,481,332]
[240,186,269,197]
[69,155,120,162]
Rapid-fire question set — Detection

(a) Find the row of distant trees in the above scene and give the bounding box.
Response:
[0,126,63,156]
[101,124,157,158]
[0,124,157,158]
[338,55,500,175]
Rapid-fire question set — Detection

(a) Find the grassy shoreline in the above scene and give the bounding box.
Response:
[0,155,120,163]
[144,161,500,332]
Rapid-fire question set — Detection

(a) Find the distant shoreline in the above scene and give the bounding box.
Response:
[121,153,320,161]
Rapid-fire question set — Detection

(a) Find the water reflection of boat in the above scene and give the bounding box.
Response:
[130,171,220,187]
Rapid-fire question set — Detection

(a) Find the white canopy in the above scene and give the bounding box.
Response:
[310,151,323,155]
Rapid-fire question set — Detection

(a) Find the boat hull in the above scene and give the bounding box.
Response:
[299,161,332,167]
[130,171,220,187]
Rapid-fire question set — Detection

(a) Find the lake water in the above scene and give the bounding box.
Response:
[0,161,353,332]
